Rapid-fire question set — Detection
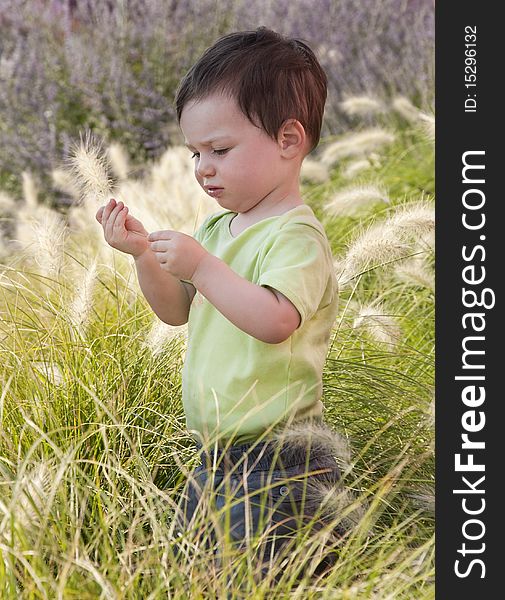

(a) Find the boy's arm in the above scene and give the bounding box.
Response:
[191,253,301,344]
[134,250,193,326]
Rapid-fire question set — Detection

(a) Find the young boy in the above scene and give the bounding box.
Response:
[97,26,345,579]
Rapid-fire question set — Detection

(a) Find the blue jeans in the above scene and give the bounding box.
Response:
[173,431,344,581]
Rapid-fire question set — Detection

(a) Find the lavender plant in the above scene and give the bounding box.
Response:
[0,0,434,201]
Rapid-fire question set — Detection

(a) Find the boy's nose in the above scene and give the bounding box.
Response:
[196,157,216,178]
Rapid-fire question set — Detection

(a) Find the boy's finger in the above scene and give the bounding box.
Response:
[149,240,167,251]
[105,201,124,235]
[115,205,128,226]
[147,230,174,241]
[101,198,116,224]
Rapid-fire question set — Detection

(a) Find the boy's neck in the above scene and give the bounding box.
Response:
[229,193,305,237]
[237,193,304,219]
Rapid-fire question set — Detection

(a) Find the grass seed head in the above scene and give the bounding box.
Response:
[337,222,411,285]
[29,209,67,278]
[353,303,402,347]
[271,419,351,470]
[21,171,39,208]
[342,158,373,179]
[319,128,395,167]
[66,130,116,206]
[67,260,98,337]
[8,461,56,540]
[31,361,64,386]
[394,257,434,290]
[418,111,435,142]
[339,95,386,117]
[144,320,188,357]
[300,157,330,183]
[387,201,435,241]
[324,183,390,216]
[392,96,422,123]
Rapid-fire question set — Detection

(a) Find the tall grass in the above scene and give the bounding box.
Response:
[0,104,434,597]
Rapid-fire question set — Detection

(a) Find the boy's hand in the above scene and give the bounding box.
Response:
[96,198,149,258]
[147,230,209,280]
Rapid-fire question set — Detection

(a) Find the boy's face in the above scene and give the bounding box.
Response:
[180,93,294,213]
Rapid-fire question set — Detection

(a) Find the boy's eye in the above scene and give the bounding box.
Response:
[190,149,229,159]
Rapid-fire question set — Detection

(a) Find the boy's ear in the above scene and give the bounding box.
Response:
[278,119,307,158]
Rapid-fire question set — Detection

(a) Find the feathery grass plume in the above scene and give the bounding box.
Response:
[65,129,116,207]
[341,158,373,179]
[271,419,351,470]
[29,209,67,278]
[392,96,435,143]
[429,396,435,432]
[339,95,386,117]
[144,319,188,357]
[51,168,81,201]
[21,171,39,208]
[409,484,435,515]
[391,95,423,123]
[319,128,395,168]
[67,260,97,338]
[418,228,435,251]
[324,183,390,217]
[419,390,435,433]
[7,461,55,541]
[394,256,434,291]
[336,200,435,285]
[336,222,411,285]
[353,303,402,348]
[269,420,365,536]
[107,141,131,181]
[300,157,329,184]
[31,361,64,386]
[387,201,435,240]
[417,111,435,142]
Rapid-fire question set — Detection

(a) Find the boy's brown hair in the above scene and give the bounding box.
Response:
[174,26,327,154]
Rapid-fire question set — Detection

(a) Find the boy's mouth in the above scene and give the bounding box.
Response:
[204,186,224,197]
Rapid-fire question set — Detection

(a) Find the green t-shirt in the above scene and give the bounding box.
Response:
[181,204,339,446]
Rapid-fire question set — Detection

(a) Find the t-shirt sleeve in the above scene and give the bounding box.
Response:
[257,224,332,329]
